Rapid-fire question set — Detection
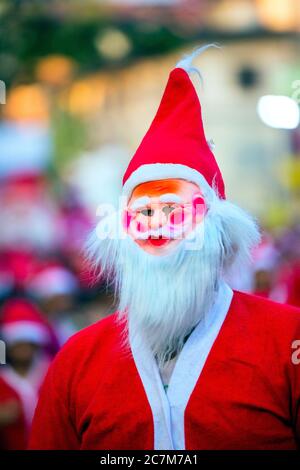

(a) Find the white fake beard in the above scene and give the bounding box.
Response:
[87,195,260,368]
[89,218,225,368]
[117,233,221,368]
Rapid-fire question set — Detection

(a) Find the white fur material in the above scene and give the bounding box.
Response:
[130,326,174,450]
[130,196,152,211]
[175,43,219,79]
[1,321,50,345]
[129,225,187,241]
[158,194,182,204]
[122,163,218,203]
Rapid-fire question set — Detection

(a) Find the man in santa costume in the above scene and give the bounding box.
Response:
[29,47,300,450]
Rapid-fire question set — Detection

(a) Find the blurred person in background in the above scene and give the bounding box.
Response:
[0,298,52,449]
[0,173,63,253]
[251,232,279,298]
[27,265,79,346]
[270,225,300,308]
[81,291,115,327]
[0,375,26,450]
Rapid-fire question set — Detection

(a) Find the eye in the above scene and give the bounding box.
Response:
[162,205,176,216]
[140,208,154,217]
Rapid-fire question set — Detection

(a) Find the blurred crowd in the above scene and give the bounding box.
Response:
[0,171,115,449]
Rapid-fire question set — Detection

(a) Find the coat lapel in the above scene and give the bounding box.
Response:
[130,327,175,449]
[166,282,233,449]
[130,281,233,450]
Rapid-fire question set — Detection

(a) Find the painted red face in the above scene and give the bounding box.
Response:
[124,178,207,256]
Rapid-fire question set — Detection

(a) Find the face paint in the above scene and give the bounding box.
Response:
[192,193,206,217]
[148,237,170,247]
[125,179,207,255]
[169,207,185,226]
[131,179,183,199]
[123,210,132,230]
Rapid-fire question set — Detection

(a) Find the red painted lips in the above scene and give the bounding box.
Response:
[148,237,170,246]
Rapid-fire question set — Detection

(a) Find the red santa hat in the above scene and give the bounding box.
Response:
[122,46,225,200]
[0,298,51,346]
[27,265,79,299]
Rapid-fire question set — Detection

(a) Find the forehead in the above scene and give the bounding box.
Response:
[130,178,199,200]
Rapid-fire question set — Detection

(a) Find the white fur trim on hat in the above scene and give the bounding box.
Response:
[1,321,50,345]
[122,163,216,204]
[28,267,78,299]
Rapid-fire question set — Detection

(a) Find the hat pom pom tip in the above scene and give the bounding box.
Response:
[175,43,221,81]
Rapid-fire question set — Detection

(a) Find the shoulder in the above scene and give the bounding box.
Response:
[37,312,127,409]
[233,289,300,316]
[57,312,120,357]
[63,312,119,347]
[47,312,122,378]
[232,290,300,337]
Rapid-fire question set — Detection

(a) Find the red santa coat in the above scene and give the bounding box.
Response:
[29,287,300,450]
[0,377,27,450]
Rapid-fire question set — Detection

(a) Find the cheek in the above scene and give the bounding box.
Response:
[168,195,206,228]
[123,210,149,237]
[135,220,148,233]
[123,210,132,230]
[169,208,186,226]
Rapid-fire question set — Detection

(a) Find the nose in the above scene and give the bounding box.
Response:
[149,208,167,231]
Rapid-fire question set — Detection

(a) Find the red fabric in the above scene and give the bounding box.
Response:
[122,68,225,199]
[30,315,154,450]
[0,298,60,358]
[0,377,27,450]
[29,291,300,450]
[1,298,47,327]
[286,262,300,308]
[0,249,39,289]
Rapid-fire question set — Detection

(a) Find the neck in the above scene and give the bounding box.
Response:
[155,324,197,364]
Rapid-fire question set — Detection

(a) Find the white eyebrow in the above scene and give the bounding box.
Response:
[130,196,151,211]
[159,193,182,204]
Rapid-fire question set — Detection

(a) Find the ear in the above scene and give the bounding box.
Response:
[192,192,207,218]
